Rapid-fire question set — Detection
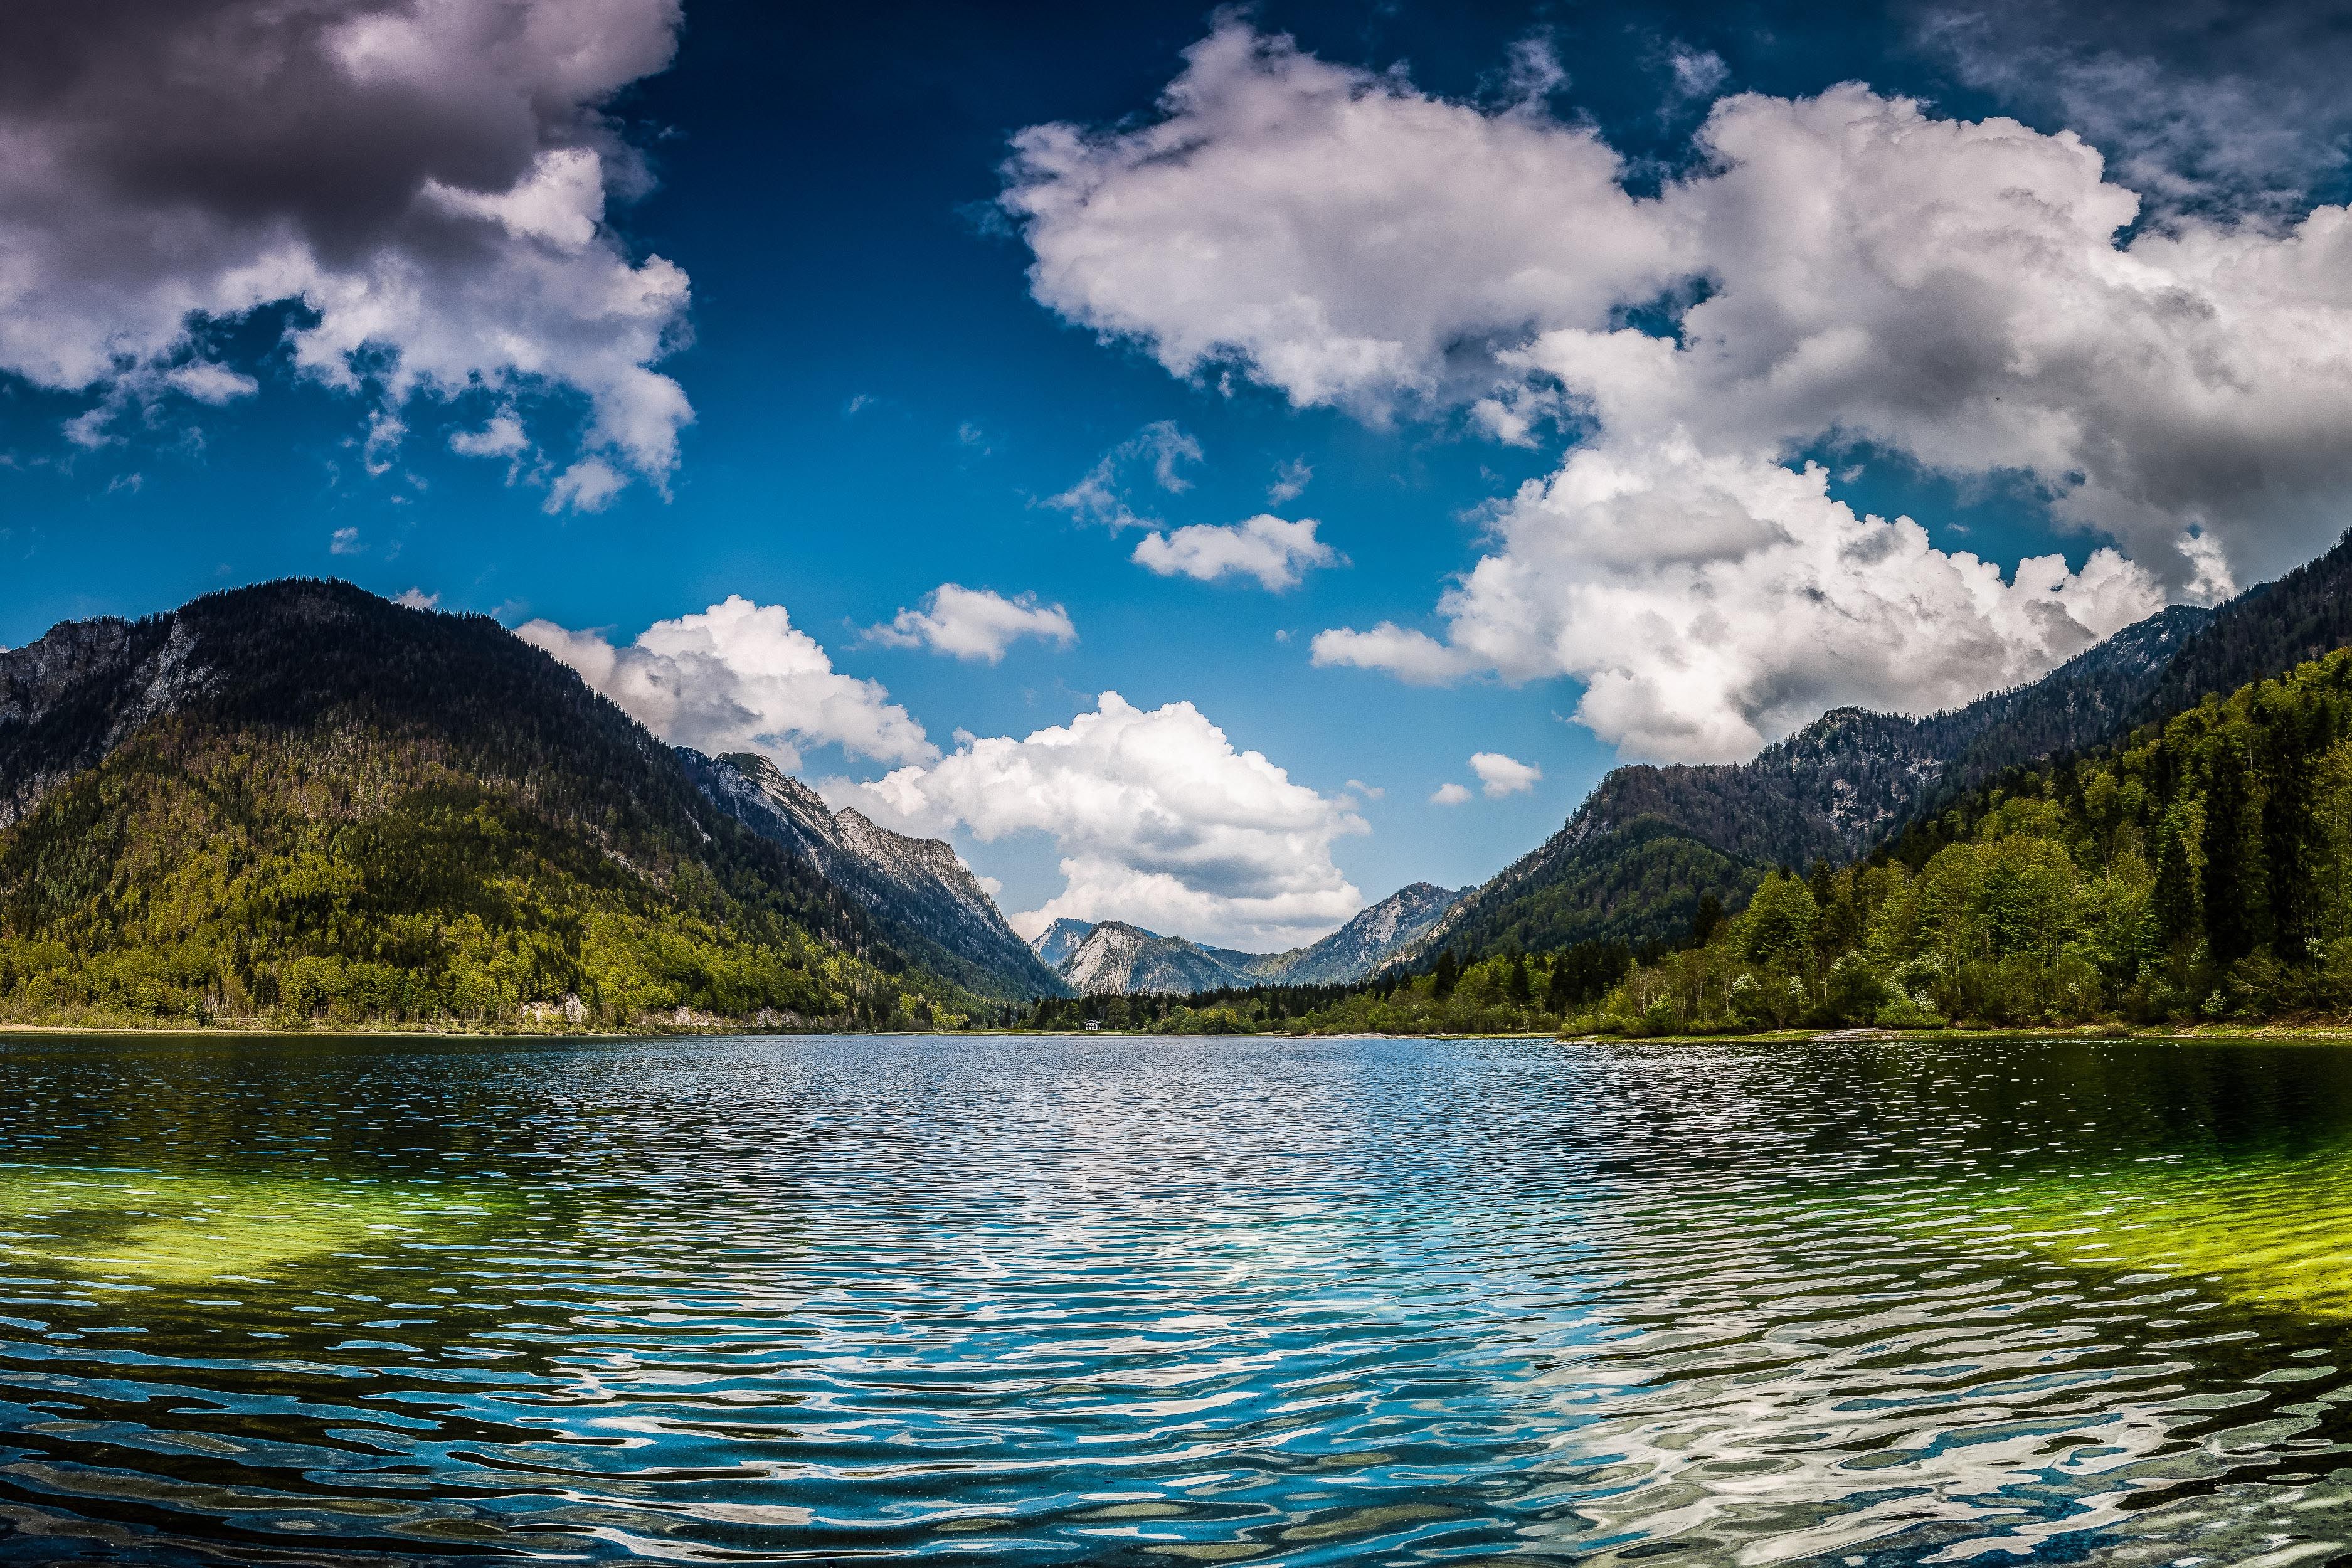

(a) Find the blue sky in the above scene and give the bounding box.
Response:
[8,0,2352,946]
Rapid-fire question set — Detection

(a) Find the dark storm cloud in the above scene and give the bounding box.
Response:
[0,0,693,509]
[1914,0,2352,217]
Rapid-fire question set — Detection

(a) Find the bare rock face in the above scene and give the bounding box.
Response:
[1028,918,1100,970]
[1054,921,1256,996]
[1034,882,1464,997]
[681,750,1067,1000]
[0,613,211,830]
[1264,882,1461,986]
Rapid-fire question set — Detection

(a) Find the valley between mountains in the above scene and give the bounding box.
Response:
[11,534,2352,1034]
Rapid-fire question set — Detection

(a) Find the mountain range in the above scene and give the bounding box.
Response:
[0,580,987,1029]
[0,578,1453,1023]
[1034,882,1462,995]
[15,532,2352,1028]
[1396,532,2352,971]
[678,750,1067,1000]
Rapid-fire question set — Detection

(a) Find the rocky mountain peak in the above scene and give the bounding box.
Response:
[682,749,1064,1000]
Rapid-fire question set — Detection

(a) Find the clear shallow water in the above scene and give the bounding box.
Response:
[1,1036,2352,1564]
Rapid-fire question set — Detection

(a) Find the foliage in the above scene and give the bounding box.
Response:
[1434,817,1766,961]
[0,582,987,1032]
[1589,646,2352,1032]
[992,938,1649,1037]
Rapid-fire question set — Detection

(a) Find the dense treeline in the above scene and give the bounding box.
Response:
[0,582,986,1031]
[1586,646,2352,1034]
[987,936,1648,1036]
[1426,818,1760,961]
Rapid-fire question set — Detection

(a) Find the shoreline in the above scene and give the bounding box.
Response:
[1571,1024,2352,1046]
[15,1019,2352,1047]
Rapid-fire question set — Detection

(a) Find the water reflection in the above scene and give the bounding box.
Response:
[0,1034,2344,1562]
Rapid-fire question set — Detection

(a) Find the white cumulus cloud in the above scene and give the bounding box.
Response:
[393,588,440,611]
[1325,440,2159,758]
[1001,21,2352,760]
[1311,622,1481,686]
[517,596,936,771]
[1470,751,1542,797]
[1430,782,1472,806]
[450,413,531,460]
[829,692,1365,950]
[0,0,692,511]
[1132,514,1338,591]
[867,583,1078,663]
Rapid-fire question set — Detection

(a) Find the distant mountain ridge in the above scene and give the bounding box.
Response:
[1031,916,1120,970]
[680,751,1067,1000]
[1398,583,2287,967]
[2138,531,2352,721]
[1034,882,1461,995]
[1054,921,1251,995]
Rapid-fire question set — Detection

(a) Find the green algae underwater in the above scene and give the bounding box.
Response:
[0,1167,514,1291]
[3,1030,2352,1564]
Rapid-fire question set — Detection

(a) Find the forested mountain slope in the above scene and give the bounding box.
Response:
[1402,536,2352,969]
[0,580,992,1030]
[2139,531,2352,721]
[1596,641,2352,1030]
[680,750,1066,999]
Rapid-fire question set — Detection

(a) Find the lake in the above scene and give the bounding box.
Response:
[0,1031,2349,1564]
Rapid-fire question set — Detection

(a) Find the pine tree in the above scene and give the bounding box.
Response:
[1543,957,1572,1014]
[1433,948,1460,1000]
[1690,891,1724,947]
[1506,951,1532,1004]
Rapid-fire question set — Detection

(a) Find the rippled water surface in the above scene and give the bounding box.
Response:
[6,1033,2352,1563]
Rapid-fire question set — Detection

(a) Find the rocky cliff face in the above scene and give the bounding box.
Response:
[1028,918,1102,970]
[681,750,1066,1000]
[1037,882,1463,995]
[1258,882,1461,985]
[1057,921,1253,995]
[0,613,210,829]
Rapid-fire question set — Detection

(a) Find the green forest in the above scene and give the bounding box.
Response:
[1581,645,2352,1034]
[0,583,987,1032]
[0,719,979,1031]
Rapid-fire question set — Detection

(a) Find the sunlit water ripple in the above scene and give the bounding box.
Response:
[0,1032,2349,1562]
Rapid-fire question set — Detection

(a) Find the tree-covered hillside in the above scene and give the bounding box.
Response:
[0,581,987,1030]
[1419,816,1762,958]
[1590,644,2352,1032]
[1398,600,2217,970]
